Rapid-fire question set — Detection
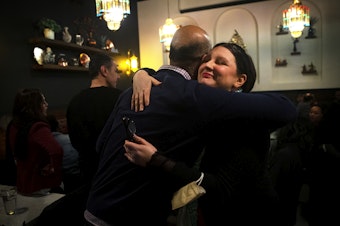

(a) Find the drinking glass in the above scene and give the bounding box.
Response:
[1,186,17,215]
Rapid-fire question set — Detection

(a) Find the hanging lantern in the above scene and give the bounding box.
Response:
[282,0,310,38]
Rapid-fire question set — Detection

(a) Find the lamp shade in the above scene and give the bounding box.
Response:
[96,0,130,31]
[283,0,310,38]
[159,18,178,52]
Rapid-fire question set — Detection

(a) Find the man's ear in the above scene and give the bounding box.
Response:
[100,65,108,77]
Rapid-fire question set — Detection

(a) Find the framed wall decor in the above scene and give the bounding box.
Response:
[179,0,269,13]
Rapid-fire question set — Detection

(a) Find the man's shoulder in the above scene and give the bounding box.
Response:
[69,87,121,105]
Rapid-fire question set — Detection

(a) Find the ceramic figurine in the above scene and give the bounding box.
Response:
[62,27,72,43]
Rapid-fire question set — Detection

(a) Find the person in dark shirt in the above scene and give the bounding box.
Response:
[67,53,122,186]
[66,52,122,225]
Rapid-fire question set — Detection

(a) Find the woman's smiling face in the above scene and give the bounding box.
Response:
[197,46,242,91]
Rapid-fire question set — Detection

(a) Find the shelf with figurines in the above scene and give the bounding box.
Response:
[301,62,317,75]
[275,24,289,36]
[305,17,318,39]
[32,45,93,72]
[275,58,288,67]
[29,36,119,72]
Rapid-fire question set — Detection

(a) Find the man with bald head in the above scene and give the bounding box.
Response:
[84,25,297,226]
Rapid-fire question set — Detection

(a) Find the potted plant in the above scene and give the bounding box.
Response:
[38,17,62,40]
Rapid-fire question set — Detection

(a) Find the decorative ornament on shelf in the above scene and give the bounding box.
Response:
[276,23,288,35]
[43,47,55,64]
[275,58,288,67]
[291,38,301,55]
[80,53,90,68]
[87,31,97,47]
[73,17,104,47]
[105,39,119,53]
[75,34,84,46]
[229,29,246,50]
[33,47,44,65]
[302,62,317,75]
[37,17,62,40]
[62,27,72,43]
[306,16,318,39]
[57,53,68,67]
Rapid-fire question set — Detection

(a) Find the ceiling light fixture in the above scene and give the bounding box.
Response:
[96,0,130,31]
[282,0,310,39]
[159,0,179,52]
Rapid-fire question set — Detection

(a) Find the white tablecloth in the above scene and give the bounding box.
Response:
[0,185,65,226]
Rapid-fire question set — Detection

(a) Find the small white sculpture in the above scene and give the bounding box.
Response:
[62,27,72,43]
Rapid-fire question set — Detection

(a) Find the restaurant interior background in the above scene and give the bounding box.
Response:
[0,0,339,116]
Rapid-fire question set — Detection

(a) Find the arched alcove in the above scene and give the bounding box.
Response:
[271,0,322,84]
[215,8,259,83]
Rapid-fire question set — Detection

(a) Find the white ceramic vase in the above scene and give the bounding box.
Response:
[62,27,72,43]
[44,28,55,40]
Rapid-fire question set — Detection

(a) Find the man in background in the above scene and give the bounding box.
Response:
[67,52,122,187]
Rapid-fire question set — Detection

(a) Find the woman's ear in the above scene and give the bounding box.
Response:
[234,74,247,89]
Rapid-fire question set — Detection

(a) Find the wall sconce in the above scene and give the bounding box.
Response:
[159,0,179,52]
[126,50,138,76]
[95,0,130,31]
[282,0,310,39]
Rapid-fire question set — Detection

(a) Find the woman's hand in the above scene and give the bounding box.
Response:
[131,70,161,112]
[124,134,158,167]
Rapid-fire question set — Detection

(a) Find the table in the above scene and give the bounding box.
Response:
[0,185,65,226]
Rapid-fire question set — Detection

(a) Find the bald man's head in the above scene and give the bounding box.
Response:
[169,25,212,79]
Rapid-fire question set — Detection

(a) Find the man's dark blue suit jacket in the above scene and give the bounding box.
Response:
[86,68,297,226]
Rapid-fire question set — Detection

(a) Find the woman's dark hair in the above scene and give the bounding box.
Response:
[213,42,256,93]
[12,88,46,124]
[11,88,47,159]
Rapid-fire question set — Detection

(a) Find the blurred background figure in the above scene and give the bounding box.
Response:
[0,114,15,185]
[304,96,340,226]
[6,88,63,195]
[296,92,316,121]
[47,114,81,194]
[268,119,312,226]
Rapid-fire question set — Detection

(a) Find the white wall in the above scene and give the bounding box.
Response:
[137,0,340,91]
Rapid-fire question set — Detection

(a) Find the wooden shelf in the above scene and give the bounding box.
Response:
[30,37,119,72]
[29,37,118,56]
[32,64,88,72]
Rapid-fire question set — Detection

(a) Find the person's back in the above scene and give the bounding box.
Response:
[267,120,311,226]
[67,87,121,183]
[67,53,122,186]
[47,114,81,194]
[85,25,297,226]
